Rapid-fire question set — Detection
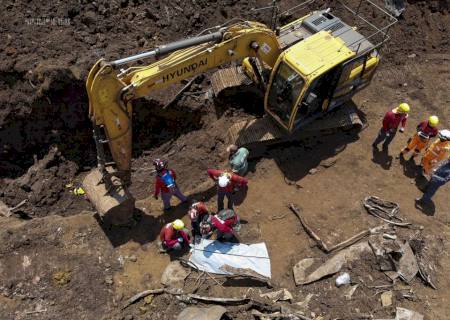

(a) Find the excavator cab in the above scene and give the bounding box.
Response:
[264,15,382,134]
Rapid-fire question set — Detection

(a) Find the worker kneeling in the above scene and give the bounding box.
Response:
[199,209,240,242]
[159,219,190,252]
[401,116,439,159]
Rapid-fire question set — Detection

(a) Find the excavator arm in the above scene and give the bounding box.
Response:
[86,21,281,180]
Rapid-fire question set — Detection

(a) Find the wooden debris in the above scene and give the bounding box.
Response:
[288,203,386,253]
[364,196,412,227]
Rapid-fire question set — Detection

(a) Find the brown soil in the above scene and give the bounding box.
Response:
[1,0,450,319]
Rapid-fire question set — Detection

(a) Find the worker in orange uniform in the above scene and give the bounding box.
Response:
[421,129,450,176]
[400,115,439,159]
[159,219,190,252]
[372,103,410,151]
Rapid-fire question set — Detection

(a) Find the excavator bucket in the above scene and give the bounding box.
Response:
[82,168,135,226]
[384,0,406,17]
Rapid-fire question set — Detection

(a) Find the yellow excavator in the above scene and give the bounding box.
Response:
[83,2,396,224]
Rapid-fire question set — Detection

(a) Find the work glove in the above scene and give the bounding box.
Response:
[177,237,183,243]
[399,127,405,133]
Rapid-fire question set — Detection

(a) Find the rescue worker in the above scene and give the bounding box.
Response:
[207,169,248,211]
[372,103,410,150]
[188,201,209,236]
[199,209,240,241]
[421,129,450,176]
[227,144,250,176]
[159,219,190,251]
[153,159,187,211]
[415,160,450,205]
[401,116,439,159]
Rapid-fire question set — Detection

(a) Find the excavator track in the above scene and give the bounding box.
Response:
[227,103,364,154]
[211,66,254,101]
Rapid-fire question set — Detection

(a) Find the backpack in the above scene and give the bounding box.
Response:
[160,170,175,190]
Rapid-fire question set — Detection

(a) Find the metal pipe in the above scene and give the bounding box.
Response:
[111,30,224,66]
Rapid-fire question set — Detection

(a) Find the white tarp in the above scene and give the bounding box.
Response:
[189,239,271,279]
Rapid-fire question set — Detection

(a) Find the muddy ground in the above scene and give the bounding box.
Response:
[1,0,450,319]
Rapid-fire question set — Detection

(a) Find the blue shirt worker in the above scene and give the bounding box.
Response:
[416,160,450,204]
[227,145,249,176]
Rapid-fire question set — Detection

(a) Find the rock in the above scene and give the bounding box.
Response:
[139,306,148,314]
[381,291,393,307]
[105,276,114,285]
[177,306,227,320]
[395,307,423,320]
[53,270,71,286]
[81,11,97,26]
[124,315,133,320]
[128,255,137,262]
[293,258,318,285]
[143,294,154,305]
[293,242,371,285]
[308,168,318,175]
[344,285,359,300]
[0,201,11,217]
[320,158,338,168]
[407,53,417,58]
[160,261,189,288]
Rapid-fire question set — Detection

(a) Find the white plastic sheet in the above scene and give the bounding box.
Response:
[189,239,271,279]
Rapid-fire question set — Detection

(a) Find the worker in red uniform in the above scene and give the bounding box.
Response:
[207,169,248,210]
[159,219,190,251]
[200,209,240,241]
[188,201,209,236]
[372,103,410,151]
[401,116,439,159]
[153,159,187,211]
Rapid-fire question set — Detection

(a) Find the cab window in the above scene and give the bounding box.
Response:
[268,62,304,125]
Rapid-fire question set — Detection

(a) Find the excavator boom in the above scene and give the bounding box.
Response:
[84,22,281,224]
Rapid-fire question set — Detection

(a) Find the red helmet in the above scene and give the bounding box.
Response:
[153,158,166,171]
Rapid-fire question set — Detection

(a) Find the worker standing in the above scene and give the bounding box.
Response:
[159,219,190,251]
[400,116,439,159]
[188,201,209,236]
[372,103,410,150]
[153,159,187,211]
[207,169,248,211]
[199,209,240,241]
[421,130,450,176]
[227,144,250,176]
[415,160,450,205]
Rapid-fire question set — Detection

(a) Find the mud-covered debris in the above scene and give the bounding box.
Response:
[53,270,71,286]
[381,291,393,307]
[395,307,423,320]
[293,242,371,285]
[260,288,293,302]
[177,306,227,320]
[105,276,114,285]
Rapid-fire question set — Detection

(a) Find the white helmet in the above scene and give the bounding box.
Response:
[438,129,450,141]
[218,175,231,188]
